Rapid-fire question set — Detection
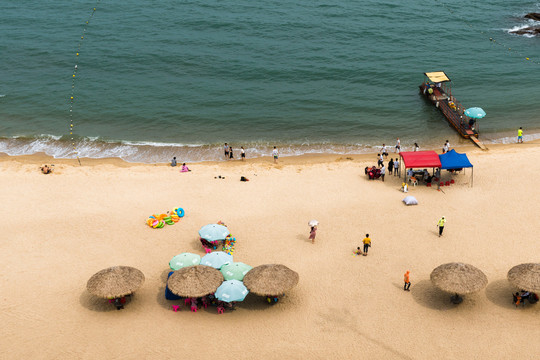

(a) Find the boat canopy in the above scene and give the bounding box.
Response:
[424,71,450,83]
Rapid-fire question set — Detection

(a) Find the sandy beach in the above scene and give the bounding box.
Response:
[1,142,540,359]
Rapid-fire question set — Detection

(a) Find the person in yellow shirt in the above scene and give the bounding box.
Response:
[362,234,371,256]
[518,127,523,143]
[437,216,446,237]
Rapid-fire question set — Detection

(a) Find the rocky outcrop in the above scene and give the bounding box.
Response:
[524,13,540,21]
[510,26,540,36]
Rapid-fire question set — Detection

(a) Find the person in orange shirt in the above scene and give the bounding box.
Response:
[404,270,411,291]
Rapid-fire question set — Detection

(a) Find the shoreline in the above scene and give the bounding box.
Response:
[3,139,539,168]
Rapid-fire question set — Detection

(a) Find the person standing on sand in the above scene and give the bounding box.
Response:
[224,143,229,159]
[272,146,278,163]
[229,146,234,160]
[394,159,399,176]
[377,153,383,167]
[362,234,371,256]
[395,138,401,153]
[437,216,446,237]
[388,158,394,175]
[381,144,388,158]
[518,127,523,143]
[309,226,317,244]
[404,271,411,291]
[240,146,246,161]
[380,163,386,182]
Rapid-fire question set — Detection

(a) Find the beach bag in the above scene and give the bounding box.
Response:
[402,196,418,206]
[240,176,249,182]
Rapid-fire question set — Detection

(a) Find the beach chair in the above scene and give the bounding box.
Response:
[410,177,418,186]
[217,305,225,314]
[171,305,181,312]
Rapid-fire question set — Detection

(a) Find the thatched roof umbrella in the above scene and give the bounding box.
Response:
[243,264,299,296]
[508,263,540,292]
[87,266,145,298]
[430,262,487,304]
[167,265,224,298]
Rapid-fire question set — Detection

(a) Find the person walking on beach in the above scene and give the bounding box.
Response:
[381,144,388,158]
[437,216,446,237]
[404,270,411,291]
[377,153,383,167]
[362,234,371,256]
[395,138,401,153]
[518,127,523,143]
[229,146,234,160]
[309,226,317,244]
[388,158,394,175]
[394,158,399,176]
[224,143,229,159]
[380,163,386,182]
[272,146,278,163]
[240,146,246,161]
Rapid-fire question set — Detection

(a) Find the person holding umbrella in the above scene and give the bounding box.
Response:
[308,220,318,244]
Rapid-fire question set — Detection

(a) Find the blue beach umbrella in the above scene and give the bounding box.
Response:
[169,253,201,270]
[215,280,249,302]
[464,107,486,119]
[220,262,253,281]
[200,251,233,269]
[198,224,230,241]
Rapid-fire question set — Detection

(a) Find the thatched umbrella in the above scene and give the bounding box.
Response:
[87,266,145,298]
[430,262,487,303]
[243,264,299,296]
[508,263,540,292]
[167,265,224,298]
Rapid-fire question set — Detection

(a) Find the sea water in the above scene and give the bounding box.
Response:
[0,0,539,162]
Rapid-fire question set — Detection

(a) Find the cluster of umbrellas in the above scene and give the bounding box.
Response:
[166,261,298,303]
[430,262,540,304]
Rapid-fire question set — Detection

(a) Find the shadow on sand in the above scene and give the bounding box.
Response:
[410,280,459,311]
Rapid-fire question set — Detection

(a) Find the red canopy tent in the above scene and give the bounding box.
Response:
[398,151,441,180]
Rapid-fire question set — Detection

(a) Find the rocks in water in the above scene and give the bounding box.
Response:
[509,13,540,36]
[510,26,540,36]
[524,13,540,21]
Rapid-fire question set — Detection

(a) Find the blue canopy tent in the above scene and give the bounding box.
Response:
[438,149,474,186]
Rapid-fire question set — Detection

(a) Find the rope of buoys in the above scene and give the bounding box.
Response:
[70,1,101,166]
[146,207,186,229]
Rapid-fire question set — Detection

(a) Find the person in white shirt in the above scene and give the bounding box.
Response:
[381,144,388,157]
[272,146,278,163]
[395,138,401,153]
[380,164,386,182]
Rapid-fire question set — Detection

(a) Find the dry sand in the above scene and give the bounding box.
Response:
[1,142,540,359]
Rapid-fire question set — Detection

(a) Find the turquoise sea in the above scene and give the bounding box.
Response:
[1,0,539,162]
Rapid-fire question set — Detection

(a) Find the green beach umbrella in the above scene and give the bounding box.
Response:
[220,262,253,281]
[200,251,233,269]
[215,280,249,302]
[169,253,201,270]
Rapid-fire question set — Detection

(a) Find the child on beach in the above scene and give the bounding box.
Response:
[355,247,363,256]
[171,157,177,167]
[181,163,191,172]
[272,146,278,163]
[518,127,523,143]
[229,146,234,160]
[241,146,246,160]
[40,165,53,174]
[381,144,388,157]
